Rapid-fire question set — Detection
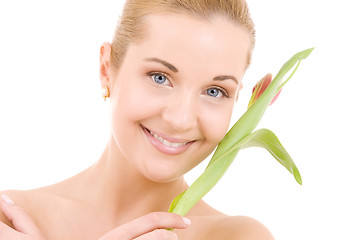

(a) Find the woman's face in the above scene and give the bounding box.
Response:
[106,14,250,182]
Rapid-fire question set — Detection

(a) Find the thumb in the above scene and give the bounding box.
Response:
[1,194,41,236]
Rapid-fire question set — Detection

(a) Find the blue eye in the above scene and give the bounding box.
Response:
[151,73,169,85]
[206,87,227,98]
[207,88,220,97]
[147,72,172,87]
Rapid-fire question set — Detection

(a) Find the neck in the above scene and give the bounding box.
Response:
[76,136,188,223]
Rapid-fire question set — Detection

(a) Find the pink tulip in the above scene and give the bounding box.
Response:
[248,73,281,109]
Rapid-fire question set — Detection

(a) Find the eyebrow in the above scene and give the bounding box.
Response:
[144,57,238,84]
[144,57,178,72]
[214,75,239,84]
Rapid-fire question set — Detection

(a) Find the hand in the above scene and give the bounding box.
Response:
[1,194,191,240]
[99,212,191,240]
[0,194,45,240]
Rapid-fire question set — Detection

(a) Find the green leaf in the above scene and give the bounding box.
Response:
[169,148,240,215]
[168,190,186,213]
[236,129,302,185]
[277,60,301,93]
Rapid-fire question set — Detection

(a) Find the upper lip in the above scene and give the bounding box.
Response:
[141,125,195,144]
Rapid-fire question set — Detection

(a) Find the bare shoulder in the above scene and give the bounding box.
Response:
[0,188,58,226]
[208,215,275,240]
[185,200,274,240]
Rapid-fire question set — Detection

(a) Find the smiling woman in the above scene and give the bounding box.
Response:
[105,13,250,184]
[0,0,274,240]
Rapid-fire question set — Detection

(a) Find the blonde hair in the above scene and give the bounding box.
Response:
[110,0,255,68]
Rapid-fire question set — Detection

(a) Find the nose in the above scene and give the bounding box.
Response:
[162,93,198,132]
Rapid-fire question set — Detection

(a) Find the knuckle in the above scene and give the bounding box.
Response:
[147,212,163,223]
[101,229,126,240]
[153,229,177,239]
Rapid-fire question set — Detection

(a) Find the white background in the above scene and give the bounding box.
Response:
[0,0,359,239]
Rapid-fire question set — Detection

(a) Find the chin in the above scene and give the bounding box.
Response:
[142,164,184,183]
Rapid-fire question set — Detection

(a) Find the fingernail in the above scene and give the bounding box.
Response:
[182,217,191,226]
[1,194,14,205]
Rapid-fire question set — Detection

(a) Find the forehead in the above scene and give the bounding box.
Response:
[128,13,250,77]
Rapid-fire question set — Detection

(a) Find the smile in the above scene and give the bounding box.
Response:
[149,131,187,148]
[141,125,194,155]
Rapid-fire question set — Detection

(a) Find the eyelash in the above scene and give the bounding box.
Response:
[146,71,230,98]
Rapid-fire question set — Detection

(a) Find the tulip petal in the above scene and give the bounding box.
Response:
[270,89,281,105]
[248,74,273,108]
[254,73,272,97]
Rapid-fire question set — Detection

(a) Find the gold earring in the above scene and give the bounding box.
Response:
[102,86,110,101]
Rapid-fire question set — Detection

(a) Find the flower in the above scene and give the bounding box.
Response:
[247,73,281,109]
[168,48,313,217]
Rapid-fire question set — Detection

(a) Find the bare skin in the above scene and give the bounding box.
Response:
[0,13,274,240]
[0,186,273,239]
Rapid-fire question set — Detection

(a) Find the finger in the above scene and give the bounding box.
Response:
[0,194,41,236]
[100,212,190,240]
[134,229,178,240]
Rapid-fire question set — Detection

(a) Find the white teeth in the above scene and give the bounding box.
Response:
[150,131,187,148]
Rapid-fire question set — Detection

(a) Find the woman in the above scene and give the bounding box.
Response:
[0,0,274,239]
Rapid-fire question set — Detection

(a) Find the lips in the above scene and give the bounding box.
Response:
[141,125,195,155]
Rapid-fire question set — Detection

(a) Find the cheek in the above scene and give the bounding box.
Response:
[111,77,156,120]
[200,103,234,144]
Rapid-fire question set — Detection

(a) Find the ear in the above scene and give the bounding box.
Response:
[99,42,112,88]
